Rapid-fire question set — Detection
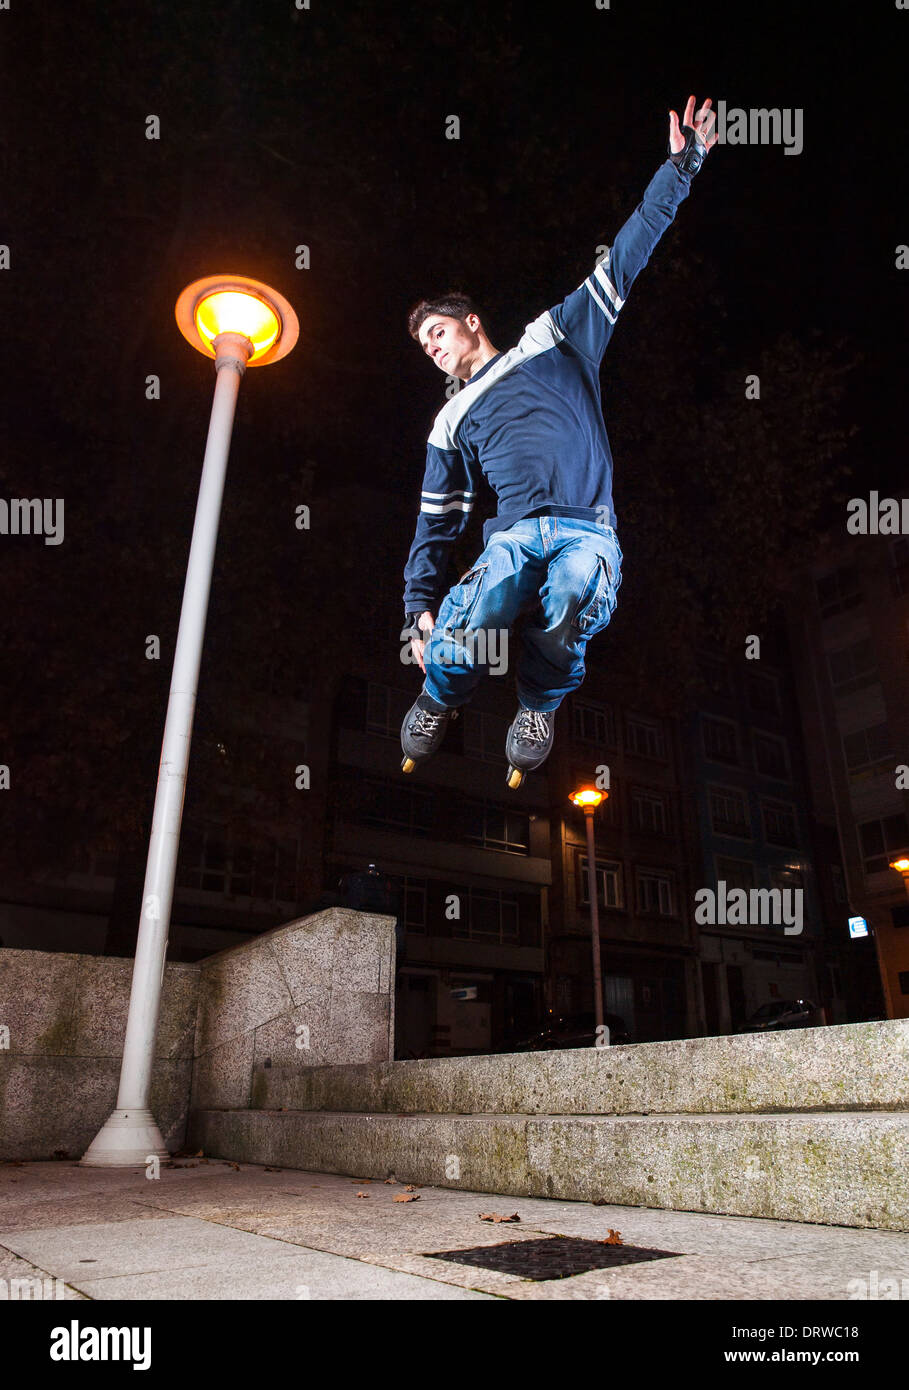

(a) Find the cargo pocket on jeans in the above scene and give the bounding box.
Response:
[444,560,489,629]
[571,554,616,636]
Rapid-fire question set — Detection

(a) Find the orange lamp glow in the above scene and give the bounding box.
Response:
[890,857,909,874]
[569,787,605,810]
[175,274,299,366]
[195,291,280,359]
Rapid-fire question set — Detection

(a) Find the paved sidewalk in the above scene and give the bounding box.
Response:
[1,1159,907,1300]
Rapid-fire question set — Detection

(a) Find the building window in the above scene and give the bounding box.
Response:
[842,723,893,773]
[746,671,780,716]
[761,800,799,849]
[579,856,623,909]
[463,709,509,762]
[452,889,520,945]
[631,790,668,834]
[358,776,434,837]
[816,565,862,619]
[462,801,530,856]
[715,856,756,893]
[770,863,804,892]
[858,813,909,876]
[178,827,300,903]
[827,638,877,692]
[753,732,790,780]
[636,871,675,916]
[402,877,427,933]
[572,700,615,746]
[708,786,751,839]
[702,716,739,765]
[625,716,664,759]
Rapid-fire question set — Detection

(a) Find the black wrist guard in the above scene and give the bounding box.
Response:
[669,124,707,176]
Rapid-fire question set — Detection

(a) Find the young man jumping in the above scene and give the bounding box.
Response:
[400,95,717,787]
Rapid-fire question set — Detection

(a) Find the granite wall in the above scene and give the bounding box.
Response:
[189,908,397,1113]
[0,908,397,1161]
[0,949,198,1161]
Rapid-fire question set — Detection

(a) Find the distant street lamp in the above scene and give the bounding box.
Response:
[82,276,298,1166]
[569,786,607,1031]
[889,857,909,902]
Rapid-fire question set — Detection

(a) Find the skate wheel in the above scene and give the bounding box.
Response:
[506,765,524,789]
[401,757,416,774]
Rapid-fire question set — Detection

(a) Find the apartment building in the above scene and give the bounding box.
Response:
[785,518,909,1019]
[680,637,831,1035]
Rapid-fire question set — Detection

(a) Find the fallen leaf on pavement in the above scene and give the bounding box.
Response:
[601,1229,623,1245]
[264,1166,282,1173]
[384,1178,397,1185]
[356,1191,370,1199]
[478,1212,521,1223]
[394,1193,421,1203]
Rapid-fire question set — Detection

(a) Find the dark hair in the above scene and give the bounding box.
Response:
[407,291,486,341]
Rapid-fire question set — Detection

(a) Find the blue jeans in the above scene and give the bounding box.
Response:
[422,516,623,713]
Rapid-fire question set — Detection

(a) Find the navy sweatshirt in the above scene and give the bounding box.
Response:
[402,158,693,618]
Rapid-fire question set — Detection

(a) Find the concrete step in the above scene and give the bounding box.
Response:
[188,1107,909,1231]
[250,1020,909,1116]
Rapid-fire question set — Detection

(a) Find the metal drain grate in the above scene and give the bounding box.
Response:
[426,1236,681,1281]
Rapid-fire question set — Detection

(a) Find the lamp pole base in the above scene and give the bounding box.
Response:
[80,1108,169,1167]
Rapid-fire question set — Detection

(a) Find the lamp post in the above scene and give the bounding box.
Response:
[569,786,607,1030]
[82,276,299,1166]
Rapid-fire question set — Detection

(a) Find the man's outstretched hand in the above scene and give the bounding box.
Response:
[669,95,717,156]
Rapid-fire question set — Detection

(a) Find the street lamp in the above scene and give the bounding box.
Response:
[82,275,299,1166]
[889,857,909,902]
[569,786,607,1030]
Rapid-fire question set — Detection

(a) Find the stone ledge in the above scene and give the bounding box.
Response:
[188,1108,909,1231]
[252,1019,909,1116]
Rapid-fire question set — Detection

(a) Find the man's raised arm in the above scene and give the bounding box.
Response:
[548,94,716,365]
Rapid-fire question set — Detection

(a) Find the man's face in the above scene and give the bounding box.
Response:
[418,313,480,381]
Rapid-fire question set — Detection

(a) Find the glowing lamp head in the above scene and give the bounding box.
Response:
[175,274,299,366]
[890,857,909,874]
[570,787,605,810]
[195,291,280,359]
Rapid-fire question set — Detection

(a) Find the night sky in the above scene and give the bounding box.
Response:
[1,0,906,872]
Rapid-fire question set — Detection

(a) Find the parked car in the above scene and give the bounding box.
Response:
[506,1010,633,1051]
[738,999,824,1033]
